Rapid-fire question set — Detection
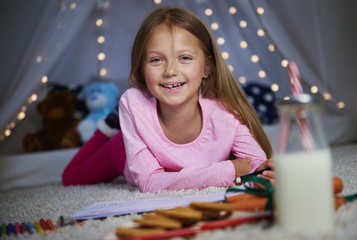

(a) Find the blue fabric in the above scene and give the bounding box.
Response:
[242,83,278,125]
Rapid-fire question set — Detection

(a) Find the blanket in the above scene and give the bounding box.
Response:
[1,143,357,240]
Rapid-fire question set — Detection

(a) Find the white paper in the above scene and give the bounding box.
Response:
[71,191,227,220]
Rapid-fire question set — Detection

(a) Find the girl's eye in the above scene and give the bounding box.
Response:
[180,56,192,61]
[149,57,162,63]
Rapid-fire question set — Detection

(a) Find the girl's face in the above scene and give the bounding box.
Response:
[143,24,209,109]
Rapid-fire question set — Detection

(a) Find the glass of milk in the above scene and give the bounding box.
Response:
[274,94,334,232]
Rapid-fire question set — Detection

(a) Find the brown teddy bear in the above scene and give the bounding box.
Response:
[22,91,81,152]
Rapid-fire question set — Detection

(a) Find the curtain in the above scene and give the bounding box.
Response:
[0,0,96,140]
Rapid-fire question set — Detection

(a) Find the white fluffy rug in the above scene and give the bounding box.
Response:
[1,143,357,240]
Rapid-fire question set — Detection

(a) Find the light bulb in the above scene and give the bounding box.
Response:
[205,8,213,16]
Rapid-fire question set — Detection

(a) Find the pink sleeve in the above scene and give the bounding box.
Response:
[232,122,267,173]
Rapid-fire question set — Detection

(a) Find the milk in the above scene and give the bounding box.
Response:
[274,149,334,231]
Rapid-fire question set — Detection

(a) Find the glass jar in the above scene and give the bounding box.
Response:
[274,94,334,231]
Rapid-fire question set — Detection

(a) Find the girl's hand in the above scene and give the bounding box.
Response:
[230,157,252,179]
[255,158,275,188]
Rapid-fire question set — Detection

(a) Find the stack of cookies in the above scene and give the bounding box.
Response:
[115,201,233,238]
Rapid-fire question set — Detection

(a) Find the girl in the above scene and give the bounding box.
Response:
[62,7,274,192]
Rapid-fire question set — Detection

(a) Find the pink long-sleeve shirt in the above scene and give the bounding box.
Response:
[119,88,267,193]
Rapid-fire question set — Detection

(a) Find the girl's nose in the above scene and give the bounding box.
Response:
[164,61,178,77]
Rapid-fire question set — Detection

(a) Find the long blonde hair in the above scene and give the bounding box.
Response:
[129,7,272,158]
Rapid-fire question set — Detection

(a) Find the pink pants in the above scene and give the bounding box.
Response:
[62,130,126,186]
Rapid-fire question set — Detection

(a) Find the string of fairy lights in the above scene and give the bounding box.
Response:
[0,0,346,143]
[153,0,345,108]
[0,0,110,143]
[95,0,110,78]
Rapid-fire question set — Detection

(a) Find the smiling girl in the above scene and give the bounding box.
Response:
[62,7,274,192]
[119,7,274,192]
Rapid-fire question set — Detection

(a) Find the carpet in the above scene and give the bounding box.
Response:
[1,143,357,240]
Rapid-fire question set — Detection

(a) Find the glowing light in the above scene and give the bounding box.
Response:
[239,20,247,28]
[240,41,248,48]
[283,96,290,100]
[323,93,331,101]
[205,8,213,16]
[229,7,237,14]
[30,93,38,102]
[238,76,247,84]
[211,22,219,30]
[217,37,225,45]
[268,44,276,52]
[251,55,259,63]
[17,111,25,120]
[28,94,38,104]
[258,70,266,78]
[4,129,11,137]
[271,83,279,92]
[310,85,319,94]
[41,75,48,83]
[97,36,105,44]
[257,28,265,37]
[97,52,106,61]
[99,68,107,77]
[337,101,345,109]
[256,7,265,15]
[10,122,15,128]
[96,19,103,27]
[21,106,27,112]
[281,59,289,67]
[153,0,162,4]
[228,65,234,72]
[221,52,229,60]
[70,3,76,9]
[36,56,42,63]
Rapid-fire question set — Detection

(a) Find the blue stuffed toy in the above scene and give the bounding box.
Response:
[77,81,119,143]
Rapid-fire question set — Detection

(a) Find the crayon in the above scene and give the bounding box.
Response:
[27,222,35,234]
[14,222,22,235]
[7,223,15,236]
[58,216,65,227]
[1,223,6,237]
[21,222,29,234]
[46,219,57,232]
[39,218,49,231]
[33,221,45,235]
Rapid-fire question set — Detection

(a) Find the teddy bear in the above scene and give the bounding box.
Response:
[77,81,119,143]
[22,91,81,152]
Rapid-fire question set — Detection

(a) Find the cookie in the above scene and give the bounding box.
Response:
[155,206,203,220]
[134,213,182,229]
[190,201,233,212]
[115,227,165,237]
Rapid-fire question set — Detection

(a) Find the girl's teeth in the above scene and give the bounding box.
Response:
[161,83,184,89]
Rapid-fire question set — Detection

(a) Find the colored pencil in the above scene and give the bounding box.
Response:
[14,222,22,235]
[27,222,35,234]
[39,218,49,231]
[1,223,7,237]
[21,222,29,234]
[7,223,15,236]
[46,219,57,232]
[59,216,65,227]
[33,221,45,235]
